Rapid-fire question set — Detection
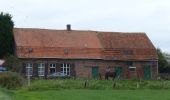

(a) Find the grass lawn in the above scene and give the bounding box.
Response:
[13,89,170,100]
[1,79,170,100]
[0,90,12,100]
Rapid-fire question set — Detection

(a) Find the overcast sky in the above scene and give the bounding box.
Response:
[0,0,170,53]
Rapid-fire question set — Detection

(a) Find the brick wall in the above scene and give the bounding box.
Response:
[17,58,158,79]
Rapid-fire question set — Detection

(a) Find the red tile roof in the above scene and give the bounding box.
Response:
[14,28,158,60]
[14,28,102,48]
[98,32,155,49]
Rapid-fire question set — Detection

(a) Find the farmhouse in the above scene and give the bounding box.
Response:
[13,25,158,79]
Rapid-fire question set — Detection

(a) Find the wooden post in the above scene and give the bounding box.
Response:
[84,80,89,88]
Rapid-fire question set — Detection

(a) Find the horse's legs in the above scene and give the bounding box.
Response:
[105,73,108,80]
[112,72,116,80]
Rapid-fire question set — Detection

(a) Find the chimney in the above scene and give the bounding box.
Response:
[66,24,71,31]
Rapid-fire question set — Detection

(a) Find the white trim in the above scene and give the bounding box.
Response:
[38,63,45,76]
[129,66,136,72]
[156,61,158,75]
[61,63,70,76]
[129,66,136,68]
[26,63,33,76]
[49,63,56,73]
[50,63,56,68]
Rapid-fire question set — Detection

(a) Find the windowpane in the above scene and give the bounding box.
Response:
[60,63,70,76]
[50,64,56,68]
[26,63,33,76]
[129,66,136,72]
[38,63,45,76]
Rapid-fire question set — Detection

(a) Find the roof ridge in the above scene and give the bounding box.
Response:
[14,27,146,34]
[14,27,98,32]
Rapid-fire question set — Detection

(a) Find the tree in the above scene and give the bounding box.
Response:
[164,53,170,64]
[0,12,14,58]
[4,54,15,70]
[157,48,170,73]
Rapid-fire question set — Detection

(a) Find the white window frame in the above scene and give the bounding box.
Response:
[50,63,56,68]
[38,63,45,76]
[49,63,56,73]
[26,63,33,76]
[61,63,70,76]
[129,66,136,72]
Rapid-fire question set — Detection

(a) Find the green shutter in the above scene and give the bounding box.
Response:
[115,66,123,79]
[143,65,151,80]
[92,67,98,79]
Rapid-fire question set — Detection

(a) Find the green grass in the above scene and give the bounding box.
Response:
[0,88,12,100]
[13,89,170,100]
[25,79,170,90]
[1,79,170,100]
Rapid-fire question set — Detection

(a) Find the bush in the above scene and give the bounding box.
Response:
[0,71,23,89]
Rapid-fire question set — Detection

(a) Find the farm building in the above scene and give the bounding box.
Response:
[13,25,158,79]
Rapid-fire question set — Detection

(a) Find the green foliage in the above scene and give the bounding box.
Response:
[0,71,23,89]
[157,48,168,68]
[164,53,170,67]
[0,12,14,58]
[157,48,170,73]
[4,54,15,70]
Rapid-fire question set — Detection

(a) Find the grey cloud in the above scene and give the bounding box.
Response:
[0,0,170,53]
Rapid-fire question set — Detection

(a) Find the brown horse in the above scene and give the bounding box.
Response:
[105,71,116,80]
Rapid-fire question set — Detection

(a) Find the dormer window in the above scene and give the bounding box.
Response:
[123,49,133,55]
[64,48,69,55]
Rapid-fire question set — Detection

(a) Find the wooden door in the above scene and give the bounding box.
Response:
[92,67,98,79]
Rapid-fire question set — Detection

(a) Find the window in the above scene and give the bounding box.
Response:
[64,48,69,54]
[50,63,56,68]
[129,66,136,72]
[26,63,33,76]
[49,63,56,74]
[38,63,45,76]
[61,63,70,76]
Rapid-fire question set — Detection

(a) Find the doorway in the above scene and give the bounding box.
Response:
[115,66,123,79]
[92,67,99,79]
[143,65,151,79]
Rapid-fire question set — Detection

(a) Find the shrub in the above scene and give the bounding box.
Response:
[0,71,23,89]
